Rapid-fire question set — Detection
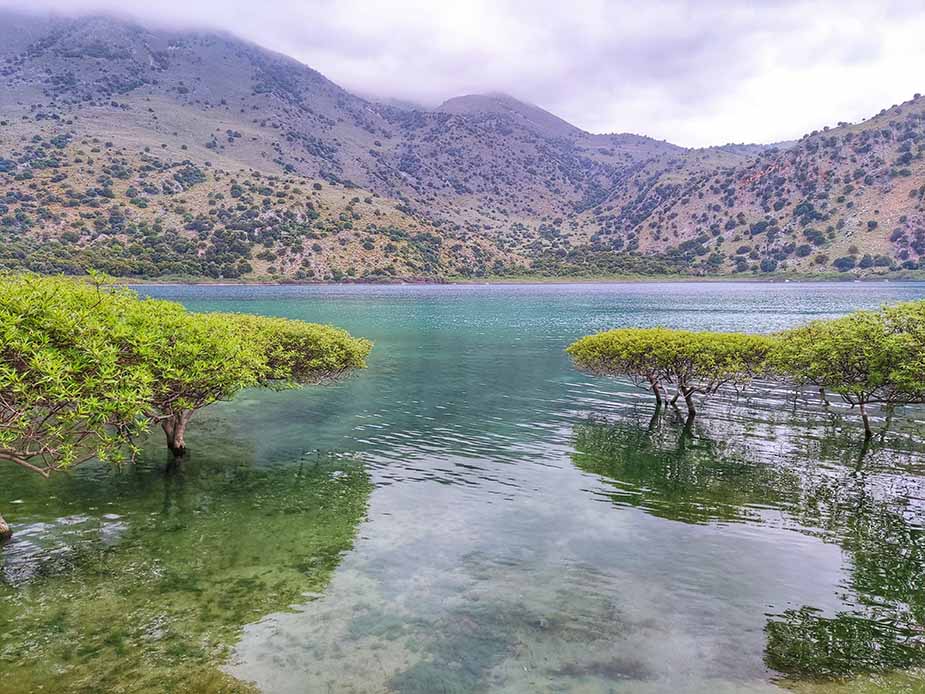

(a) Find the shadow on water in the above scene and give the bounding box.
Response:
[571,391,925,691]
[0,428,371,694]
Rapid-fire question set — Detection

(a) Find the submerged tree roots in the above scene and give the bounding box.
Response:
[0,513,10,542]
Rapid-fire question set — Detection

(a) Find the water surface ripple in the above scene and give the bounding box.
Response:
[4,282,925,693]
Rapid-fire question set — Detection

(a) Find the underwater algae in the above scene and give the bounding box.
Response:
[0,450,371,693]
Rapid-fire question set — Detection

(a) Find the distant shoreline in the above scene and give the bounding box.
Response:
[116,271,925,287]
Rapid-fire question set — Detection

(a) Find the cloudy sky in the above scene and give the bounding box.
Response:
[2,0,924,147]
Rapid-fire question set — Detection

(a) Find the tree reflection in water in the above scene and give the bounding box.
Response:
[0,434,372,693]
[571,395,925,683]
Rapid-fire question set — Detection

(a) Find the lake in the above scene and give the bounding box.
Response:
[3,281,925,693]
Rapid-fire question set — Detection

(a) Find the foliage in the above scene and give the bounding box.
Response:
[526,249,692,278]
[0,274,152,476]
[771,305,925,434]
[141,310,373,453]
[881,300,925,399]
[222,313,372,385]
[570,300,925,434]
[566,327,773,414]
[124,303,269,454]
[0,274,372,470]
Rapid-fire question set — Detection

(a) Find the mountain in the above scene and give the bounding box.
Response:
[436,93,583,138]
[0,10,923,280]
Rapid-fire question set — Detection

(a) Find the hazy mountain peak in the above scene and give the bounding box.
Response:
[437,92,582,138]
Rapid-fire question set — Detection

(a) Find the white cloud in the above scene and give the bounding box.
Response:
[1,0,923,146]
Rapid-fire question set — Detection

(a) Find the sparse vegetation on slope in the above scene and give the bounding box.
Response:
[0,11,923,280]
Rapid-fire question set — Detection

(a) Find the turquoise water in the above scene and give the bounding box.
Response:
[4,281,925,693]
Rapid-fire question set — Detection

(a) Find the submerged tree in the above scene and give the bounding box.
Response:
[140,309,372,455]
[881,300,925,401]
[120,299,266,456]
[565,327,675,407]
[0,273,372,539]
[772,309,917,437]
[566,328,773,417]
[662,331,773,416]
[0,275,152,539]
[568,300,925,436]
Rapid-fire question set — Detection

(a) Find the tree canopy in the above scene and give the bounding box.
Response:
[771,301,925,435]
[566,328,772,415]
[0,274,152,476]
[0,273,372,473]
[568,301,925,436]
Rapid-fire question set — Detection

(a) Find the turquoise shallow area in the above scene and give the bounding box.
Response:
[4,281,925,693]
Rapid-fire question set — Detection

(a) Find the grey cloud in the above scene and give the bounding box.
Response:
[0,0,922,146]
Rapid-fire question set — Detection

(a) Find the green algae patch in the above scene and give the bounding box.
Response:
[0,453,371,693]
[784,671,925,694]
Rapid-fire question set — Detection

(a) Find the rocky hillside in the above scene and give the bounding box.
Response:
[0,10,922,280]
[591,99,925,275]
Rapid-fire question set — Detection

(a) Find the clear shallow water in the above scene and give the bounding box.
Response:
[4,281,925,693]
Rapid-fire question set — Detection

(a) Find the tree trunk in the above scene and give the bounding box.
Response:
[669,390,681,408]
[881,404,895,437]
[0,512,10,542]
[683,389,697,418]
[859,401,872,439]
[649,378,662,408]
[819,387,831,407]
[162,411,192,457]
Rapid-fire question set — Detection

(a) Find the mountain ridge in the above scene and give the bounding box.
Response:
[1,10,923,280]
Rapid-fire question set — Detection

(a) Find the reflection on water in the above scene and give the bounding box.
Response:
[572,408,799,526]
[0,430,371,693]
[4,282,925,693]
[573,392,925,687]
